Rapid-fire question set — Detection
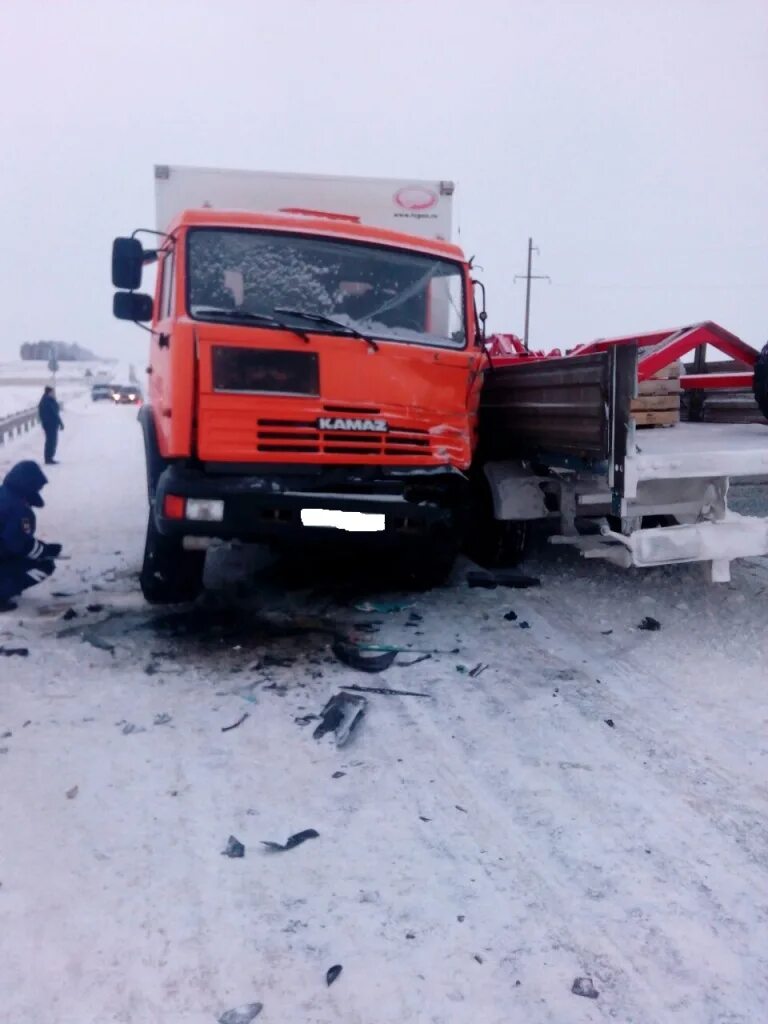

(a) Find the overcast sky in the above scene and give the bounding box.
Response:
[0,0,766,362]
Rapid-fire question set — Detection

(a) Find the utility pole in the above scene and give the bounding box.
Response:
[514,238,550,351]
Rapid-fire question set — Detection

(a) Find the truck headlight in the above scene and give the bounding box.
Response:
[185,498,225,522]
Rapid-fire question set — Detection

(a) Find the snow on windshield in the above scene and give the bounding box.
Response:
[187,229,466,348]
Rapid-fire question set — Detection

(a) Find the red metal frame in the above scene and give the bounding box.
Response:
[486,321,758,390]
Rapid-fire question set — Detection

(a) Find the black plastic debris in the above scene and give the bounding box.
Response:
[419,816,431,822]
[0,647,28,657]
[294,714,317,727]
[469,663,488,678]
[66,785,79,800]
[467,569,541,590]
[261,829,319,852]
[571,977,599,999]
[313,692,367,747]
[331,771,346,779]
[604,719,615,728]
[332,639,397,673]
[61,608,78,621]
[153,713,172,726]
[601,629,613,635]
[343,684,430,698]
[326,964,343,987]
[519,621,530,629]
[455,804,468,814]
[474,954,484,964]
[638,616,661,631]
[222,712,249,732]
[222,835,245,858]
[398,653,431,667]
[218,1003,263,1024]
[504,610,518,621]
[87,603,105,613]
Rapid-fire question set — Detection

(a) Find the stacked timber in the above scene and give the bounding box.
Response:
[631,360,681,428]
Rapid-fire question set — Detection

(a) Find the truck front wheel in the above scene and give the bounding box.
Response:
[140,513,205,604]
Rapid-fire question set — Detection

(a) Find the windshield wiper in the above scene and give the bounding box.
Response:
[192,307,311,343]
[274,308,379,352]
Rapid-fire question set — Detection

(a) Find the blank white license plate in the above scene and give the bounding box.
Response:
[300,508,386,533]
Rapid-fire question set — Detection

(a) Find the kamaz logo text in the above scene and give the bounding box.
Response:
[317,417,388,432]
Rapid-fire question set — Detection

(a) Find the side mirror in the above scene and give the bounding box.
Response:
[112,237,144,289]
[114,292,153,322]
[472,279,488,342]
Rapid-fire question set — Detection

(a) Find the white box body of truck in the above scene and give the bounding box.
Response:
[154,164,455,241]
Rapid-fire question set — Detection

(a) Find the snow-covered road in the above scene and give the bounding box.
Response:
[1,402,767,1024]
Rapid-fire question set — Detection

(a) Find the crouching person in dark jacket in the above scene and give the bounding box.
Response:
[0,461,62,612]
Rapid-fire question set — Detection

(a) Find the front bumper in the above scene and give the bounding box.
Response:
[153,462,466,542]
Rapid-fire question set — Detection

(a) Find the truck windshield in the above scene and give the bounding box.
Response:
[186,228,466,349]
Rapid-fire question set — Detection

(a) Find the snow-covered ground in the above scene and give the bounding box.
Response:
[0,403,767,1023]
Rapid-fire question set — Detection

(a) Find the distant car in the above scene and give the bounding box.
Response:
[111,385,142,405]
[91,383,113,401]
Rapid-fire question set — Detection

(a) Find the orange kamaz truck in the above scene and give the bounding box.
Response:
[112,166,487,601]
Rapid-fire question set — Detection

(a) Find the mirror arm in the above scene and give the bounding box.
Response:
[131,228,173,244]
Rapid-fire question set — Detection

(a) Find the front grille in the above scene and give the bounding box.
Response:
[255,417,432,458]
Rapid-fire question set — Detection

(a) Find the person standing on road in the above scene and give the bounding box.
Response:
[38,386,64,465]
[0,461,62,612]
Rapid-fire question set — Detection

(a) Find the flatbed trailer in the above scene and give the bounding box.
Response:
[479,322,768,581]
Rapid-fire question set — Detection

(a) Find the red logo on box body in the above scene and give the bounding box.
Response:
[394,186,439,211]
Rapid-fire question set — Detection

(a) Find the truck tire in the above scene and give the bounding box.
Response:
[409,534,459,588]
[139,512,205,604]
[753,342,768,420]
[463,475,529,568]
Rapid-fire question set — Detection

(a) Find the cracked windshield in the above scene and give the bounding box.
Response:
[187,229,466,348]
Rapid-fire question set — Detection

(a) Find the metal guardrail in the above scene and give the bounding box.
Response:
[0,406,39,445]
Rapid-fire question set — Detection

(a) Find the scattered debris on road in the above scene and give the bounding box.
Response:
[261,829,319,852]
[120,722,145,735]
[469,663,488,678]
[313,692,367,746]
[221,712,249,733]
[331,771,346,779]
[504,610,518,621]
[326,964,343,986]
[0,646,29,657]
[332,639,398,673]
[639,616,661,631]
[61,608,78,621]
[65,785,79,800]
[398,653,431,667]
[222,835,246,858]
[153,713,172,726]
[342,683,430,698]
[218,1003,263,1024]
[571,976,599,999]
[604,718,616,728]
